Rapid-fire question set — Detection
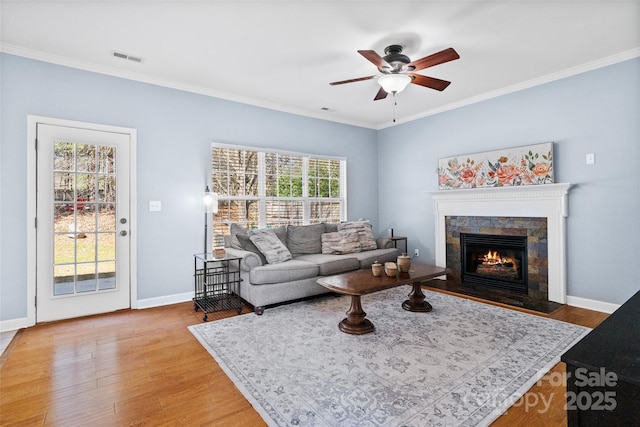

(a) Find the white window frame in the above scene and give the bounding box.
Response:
[211,143,347,230]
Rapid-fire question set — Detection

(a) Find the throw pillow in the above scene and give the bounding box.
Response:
[229,223,248,250]
[321,232,342,254]
[337,221,377,251]
[237,234,267,265]
[322,231,361,254]
[249,229,293,264]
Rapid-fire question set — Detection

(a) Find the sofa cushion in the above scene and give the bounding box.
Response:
[237,234,267,265]
[337,221,377,251]
[248,229,292,264]
[325,223,338,233]
[286,223,326,256]
[249,260,319,285]
[294,254,360,276]
[321,231,361,255]
[271,226,288,245]
[349,248,401,269]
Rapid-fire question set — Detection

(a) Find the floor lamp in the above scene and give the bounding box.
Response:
[202,186,218,254]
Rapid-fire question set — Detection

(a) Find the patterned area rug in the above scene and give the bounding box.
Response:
[189,288,589,426]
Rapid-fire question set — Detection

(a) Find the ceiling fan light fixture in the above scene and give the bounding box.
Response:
[378,74,411,94]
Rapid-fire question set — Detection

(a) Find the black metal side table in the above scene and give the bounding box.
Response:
[193,253,243,321]
[390,236,408,254]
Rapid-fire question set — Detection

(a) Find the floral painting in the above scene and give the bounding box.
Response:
[438,142,554,190]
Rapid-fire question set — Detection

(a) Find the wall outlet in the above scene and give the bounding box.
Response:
[414,248,419,257]
[149,201,162,212]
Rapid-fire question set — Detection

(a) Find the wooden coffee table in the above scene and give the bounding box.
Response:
[316,264,448,335]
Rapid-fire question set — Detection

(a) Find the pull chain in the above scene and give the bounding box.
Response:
[393,92,397,123]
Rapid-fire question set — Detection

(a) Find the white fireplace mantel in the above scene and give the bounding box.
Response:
[432,183,572,304]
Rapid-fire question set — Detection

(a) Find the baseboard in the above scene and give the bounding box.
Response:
[1,292,619,328]
[0,293,195,329]
[0,317,33,333]
[136,291,195,309]
[566,295,621,314]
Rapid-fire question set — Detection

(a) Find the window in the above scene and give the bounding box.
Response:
[211,144,346,234]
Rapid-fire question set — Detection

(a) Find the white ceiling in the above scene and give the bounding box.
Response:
[1,1,639,129]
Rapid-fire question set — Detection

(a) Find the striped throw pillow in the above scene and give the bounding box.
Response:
[248,229,292,264]
[337,221,377,251]
[321,231,361,254]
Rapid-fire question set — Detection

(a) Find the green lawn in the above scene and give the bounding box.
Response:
[54,210,117,277]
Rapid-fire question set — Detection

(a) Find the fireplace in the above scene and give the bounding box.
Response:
[460,233,528,293]
[432,183,572,304]
[446,216,546,299]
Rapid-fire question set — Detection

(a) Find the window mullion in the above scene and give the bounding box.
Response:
[258,152,266,228]
[228,148,233,194]
[302,156,309,224]
[341,160,347,220]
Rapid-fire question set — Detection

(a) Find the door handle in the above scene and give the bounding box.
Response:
[120,230,128,237]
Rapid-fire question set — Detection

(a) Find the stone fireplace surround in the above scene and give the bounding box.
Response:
[432,183,572,304]
[446,216,548,300]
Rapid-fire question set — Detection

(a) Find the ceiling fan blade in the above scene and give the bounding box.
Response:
[329,76,376,86]
[358,50,390,69]
[408,74,452,91]
[374,87,388,101]
[408,47,460,72]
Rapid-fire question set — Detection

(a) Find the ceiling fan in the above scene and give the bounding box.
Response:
[329,45,460,100]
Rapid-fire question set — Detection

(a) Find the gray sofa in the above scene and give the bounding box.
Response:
[223,222,401,314]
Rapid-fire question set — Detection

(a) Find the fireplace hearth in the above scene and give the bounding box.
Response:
[460,233,528,294]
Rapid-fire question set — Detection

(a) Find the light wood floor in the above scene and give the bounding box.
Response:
[0,290,608,426]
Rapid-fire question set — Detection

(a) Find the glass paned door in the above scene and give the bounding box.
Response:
[53,143,118,295]
[37,124,130,322]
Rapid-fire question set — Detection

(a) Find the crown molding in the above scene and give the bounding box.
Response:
[2,43,637,131]
[0,43,375,129]
[378,47,640,130]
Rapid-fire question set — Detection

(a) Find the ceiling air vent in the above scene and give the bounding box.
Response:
[112,51,143,63]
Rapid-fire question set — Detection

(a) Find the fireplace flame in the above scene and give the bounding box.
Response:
[482,250,517,272]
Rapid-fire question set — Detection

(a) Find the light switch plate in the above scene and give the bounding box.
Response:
[586,153,595,165]
[149,201,162,212]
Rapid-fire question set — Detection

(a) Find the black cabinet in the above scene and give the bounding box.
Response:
[561,290,640,426]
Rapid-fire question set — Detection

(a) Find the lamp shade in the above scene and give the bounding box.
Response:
[378,74,412,94]
[202,186,218,213]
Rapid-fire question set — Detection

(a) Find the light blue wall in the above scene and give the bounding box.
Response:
[1,54,638,324]
[0,53,377,321]
[377,58,640,305]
